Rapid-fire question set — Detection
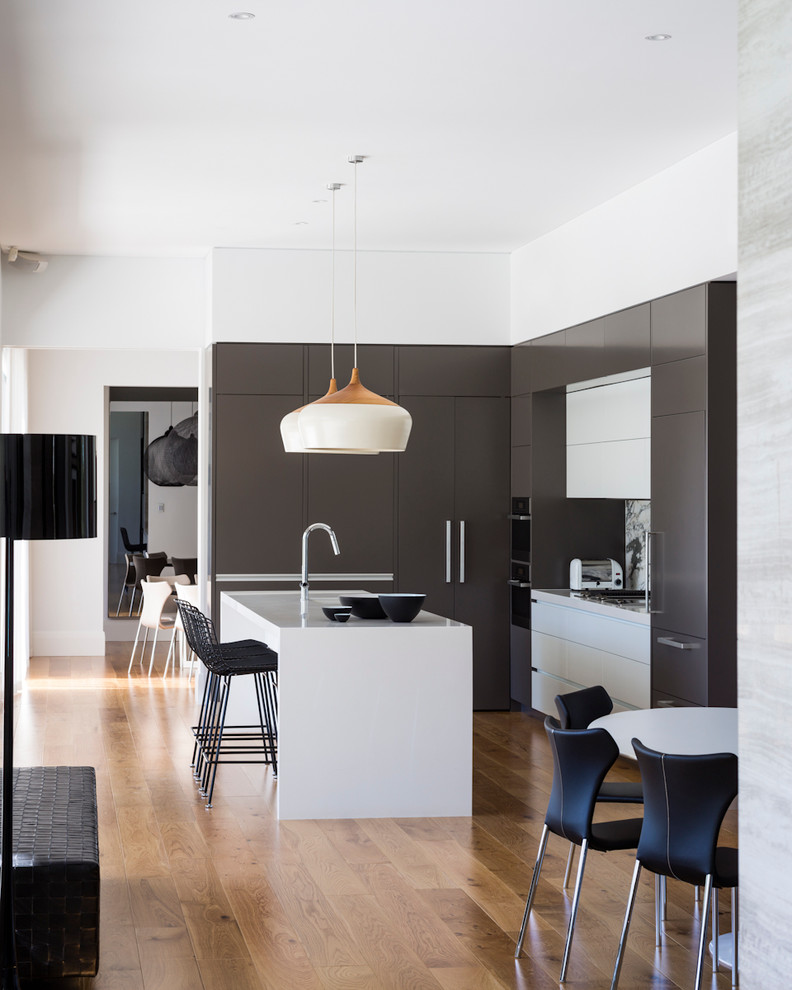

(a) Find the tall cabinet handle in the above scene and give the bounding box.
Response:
[646,530,660,613]
[459,520,466,583]
[445,520,452,583]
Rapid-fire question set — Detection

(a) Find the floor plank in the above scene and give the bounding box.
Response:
[11,645,738,990]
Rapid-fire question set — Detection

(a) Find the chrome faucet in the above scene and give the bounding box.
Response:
[300,523,340,604]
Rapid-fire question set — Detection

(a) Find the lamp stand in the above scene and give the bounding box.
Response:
[0,537,20,988]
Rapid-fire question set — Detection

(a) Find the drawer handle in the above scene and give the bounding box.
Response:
[656,636,701,650]
[508,580,530,588]
[657,699,681,708]
[508,514,531,521]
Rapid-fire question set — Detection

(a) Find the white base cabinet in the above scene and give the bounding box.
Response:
[531,595,650,715]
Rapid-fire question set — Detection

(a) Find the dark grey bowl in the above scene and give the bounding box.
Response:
[322,606,352,622]
[338,595,387,620]
[378,593,426,623]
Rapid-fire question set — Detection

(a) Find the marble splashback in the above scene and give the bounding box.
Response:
[624,499,650,590]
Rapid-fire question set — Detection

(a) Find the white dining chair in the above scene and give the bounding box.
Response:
[128,578,177,676]
[164,583,201,678]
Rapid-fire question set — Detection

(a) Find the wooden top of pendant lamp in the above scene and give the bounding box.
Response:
[310,368,399,407]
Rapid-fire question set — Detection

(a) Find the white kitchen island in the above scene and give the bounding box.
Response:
[219,591,473,820]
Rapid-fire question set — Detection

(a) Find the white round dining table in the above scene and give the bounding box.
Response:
[589,706,738,759]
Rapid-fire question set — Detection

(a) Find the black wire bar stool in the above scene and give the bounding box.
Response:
[176,600,278,808]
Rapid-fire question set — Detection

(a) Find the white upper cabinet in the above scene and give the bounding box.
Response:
[567,374,651,498]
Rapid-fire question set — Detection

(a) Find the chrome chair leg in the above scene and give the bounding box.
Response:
[115,583,127,616]
[559,839,589,982]
[163,627,178,677]
[694,875,714,990]
[610,859,642,990]
[712,887,720,973]
[732,887,739,988]
[515,824,549,958]
[563,843,575,889]
[147,627,159,676]
[654,874,663,946]
[128,622,143,672]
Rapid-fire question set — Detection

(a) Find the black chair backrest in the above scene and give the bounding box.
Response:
[171,557,198,581]
[176,599,219,661]
[632,738,738,884]
[120,527,147,553]
[544,715,620,844]
[555,685,613,729]
[132,552,168,588]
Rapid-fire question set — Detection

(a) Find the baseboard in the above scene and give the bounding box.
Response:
[104,617,141,642]
[31,630,107,657]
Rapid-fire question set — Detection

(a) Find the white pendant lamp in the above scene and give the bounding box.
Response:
[297,155,413,454]
[280,183,376,454]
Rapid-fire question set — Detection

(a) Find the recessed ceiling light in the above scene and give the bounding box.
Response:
[229,11,255,20]
[645,33,672,41]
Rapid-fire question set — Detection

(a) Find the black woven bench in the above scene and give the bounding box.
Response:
[3,766,100,980]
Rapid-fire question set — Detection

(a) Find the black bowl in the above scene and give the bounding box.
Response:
[338,595,387,620]
[322,606,352,622]
[378,593,426,623]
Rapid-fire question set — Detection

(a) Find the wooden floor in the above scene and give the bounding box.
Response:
[15,645,738,990]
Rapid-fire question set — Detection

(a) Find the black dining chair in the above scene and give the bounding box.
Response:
[514,716,643,982]
[554,687,644,887]
[176,600,279,809]
[120,526,147,554]
[131,551,168,613]
[609,739,739,990]
[171,556,198,583]
[115,552,137,616]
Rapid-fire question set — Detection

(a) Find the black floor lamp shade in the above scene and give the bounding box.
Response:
[0,434,96,988]
[0,435,96,541]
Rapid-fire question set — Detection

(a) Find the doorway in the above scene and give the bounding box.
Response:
[107,386,199,620]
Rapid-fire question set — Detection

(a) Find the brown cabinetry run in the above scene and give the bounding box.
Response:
[212,342,511,710]
[509,285,735,711]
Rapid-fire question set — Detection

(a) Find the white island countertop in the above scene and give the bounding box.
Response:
[222,589,465,643]
[220,590,473,820]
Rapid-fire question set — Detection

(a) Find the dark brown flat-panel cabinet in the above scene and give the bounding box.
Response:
[306,454,396,576]
[454,396,511,709]
[397,392,511,710]
[649,282,736,708]
[650,409,707,639]
[213,392,305,577]
[397,396,456,624]
[398,346,510,397]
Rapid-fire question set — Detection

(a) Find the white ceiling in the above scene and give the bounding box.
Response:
[0,0,736,258]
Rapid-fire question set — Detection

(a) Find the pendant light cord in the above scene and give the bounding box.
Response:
[331,185,336,381]
[352,157,358,370]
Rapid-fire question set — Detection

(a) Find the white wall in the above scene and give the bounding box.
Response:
[510,133,738,342]
[24,348,199,656]
[1,255,206,349]
[211,248,511,345]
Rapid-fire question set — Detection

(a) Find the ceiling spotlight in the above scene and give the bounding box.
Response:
[229,11,255,20]
[645,33,672,41]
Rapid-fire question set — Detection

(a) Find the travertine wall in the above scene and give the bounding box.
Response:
[738,1,792,983]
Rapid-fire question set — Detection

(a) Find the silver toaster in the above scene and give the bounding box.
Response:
[569,558,624,590]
